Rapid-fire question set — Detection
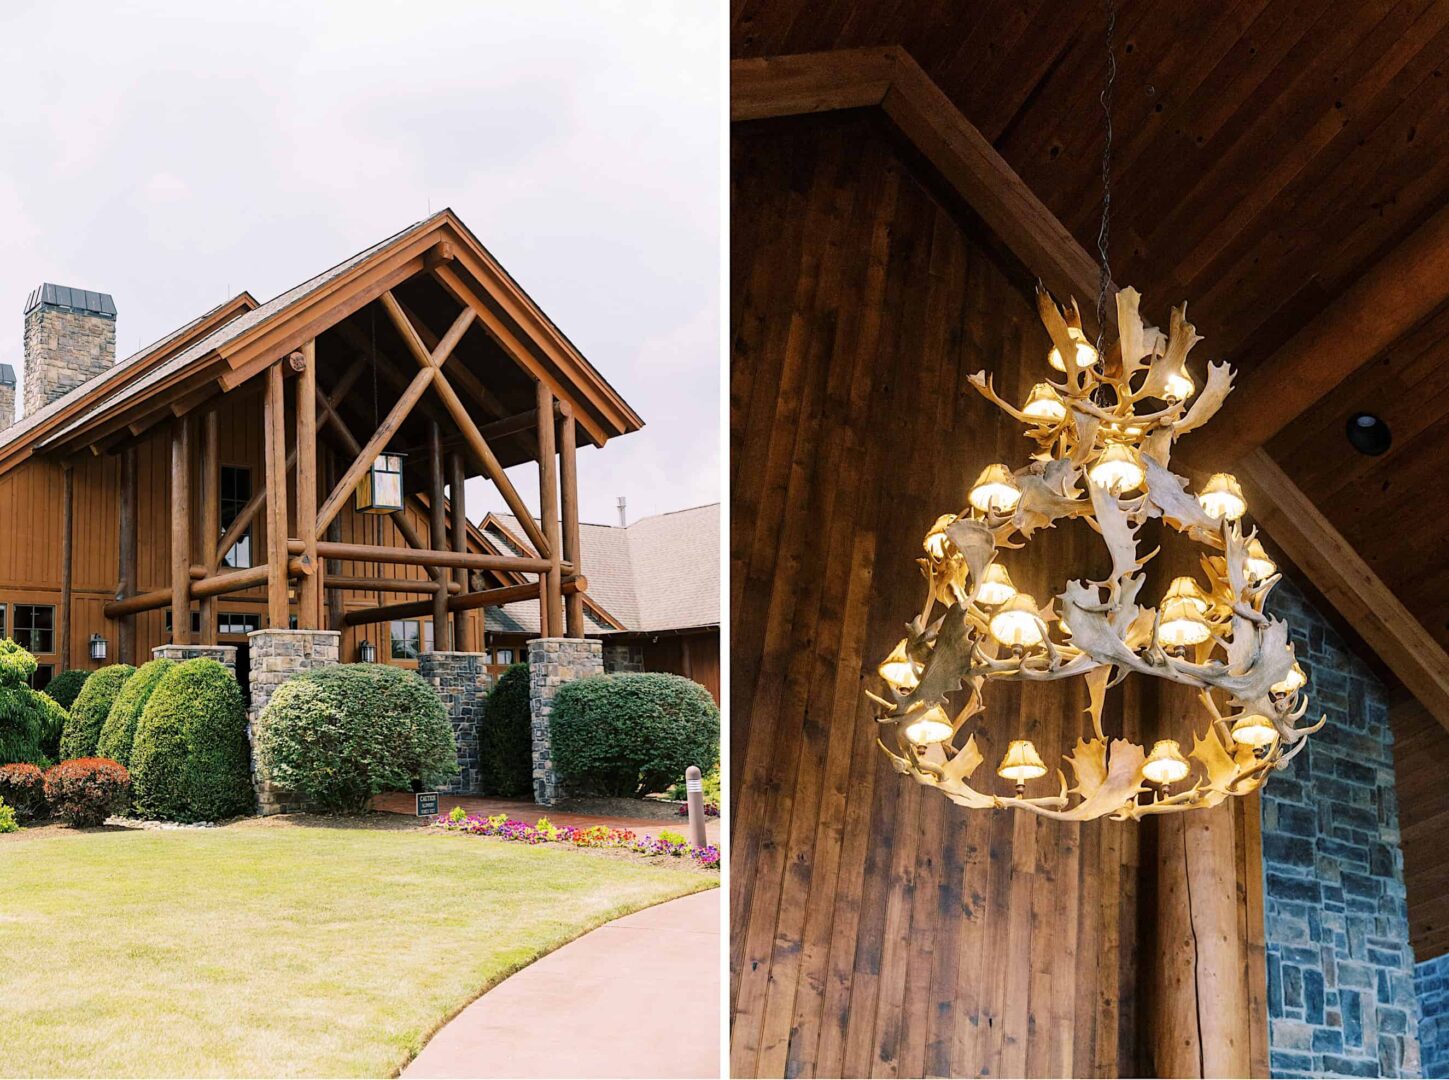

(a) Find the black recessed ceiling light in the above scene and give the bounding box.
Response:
[1345,412,1391,456]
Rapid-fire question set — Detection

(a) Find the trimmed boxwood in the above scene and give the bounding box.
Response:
[59,664,135,761]
[479,663,532,797]
[550,673,720,798]
[0,639,68,766]
[43,668,91,711]
[257,663,457,813]
[97,659,175,768]
[130,659,252,823]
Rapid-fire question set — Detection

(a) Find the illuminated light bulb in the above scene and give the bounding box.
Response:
[878,640,921,693]
[1022,382,1067,423]
[1198,473,1247,521]
[1158,596,1211,647]
[1244,538,1276,583]
[924,514,955,559]
[1164,576,1210,616]
[968,463,1021,514]
[1231,713,1278,748]
[1271,662,1306,697]
[902,703,953,746]
[1047,327,1099,372]
[989,592,1043,648]
[1088,443,1144,495]
[1164,368,1195,402]
[976,563,1017,606]
[1142,739,1191,785]
[998,739,1048,782]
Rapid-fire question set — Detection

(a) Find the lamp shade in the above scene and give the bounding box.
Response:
[1159,596,1211,647]
[1231,713,1278,748]
[968,464,1021,514]
[902,703,953,745]
[355,452,406,514]
[998,739,1047,782]
[1198,472,1246,521]
[1142,739,1191,784]
[989,592,1043,647]
[1244,537,1276,583]
[976,563,1017,606]
[1271,661,1306,697]
[1022,382,1067,423]
[1088,443,1144,495]
[879,640,922,693]
[1047,327,1098,372]
[1164,576,1210,615]
[1164,368,1195,402]
[924,514,955,559]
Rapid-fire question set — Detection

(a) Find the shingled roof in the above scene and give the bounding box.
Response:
[483,503,720,636]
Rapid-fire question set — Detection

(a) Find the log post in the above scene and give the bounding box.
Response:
[264,361,290,628]
[537,382,563,636]
[117,445,137,663]
[448,450,472,650]
[198,408,220,644]
[559,405,582,638]
[325,446,344,632]
[170,417,193,645]
[296,343,321,629]
[59,463,74,668]
[428,420,452,651]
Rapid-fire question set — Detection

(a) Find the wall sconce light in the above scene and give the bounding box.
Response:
[88,634,108,662]
[358,640,377,663]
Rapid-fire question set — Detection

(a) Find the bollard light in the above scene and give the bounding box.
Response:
[684,765,708,850]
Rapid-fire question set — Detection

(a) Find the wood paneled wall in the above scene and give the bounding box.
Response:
[730,112,1265,1079]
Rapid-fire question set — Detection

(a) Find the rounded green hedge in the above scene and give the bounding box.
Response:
[96,659,175,768]
[256,663,457,812]
[0,640,68,766]
[59,664,135,761]
[479,663,532,797]
[43,668,91,711]
[551,673,720,798]
[130,659,252,822]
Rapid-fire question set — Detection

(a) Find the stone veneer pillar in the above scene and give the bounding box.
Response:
[151,643,237,673]
[527,637,603,806]
[247,628,339,815]
[417,651,492,795]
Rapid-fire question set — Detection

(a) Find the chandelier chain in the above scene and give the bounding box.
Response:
[1095,0,1116,357]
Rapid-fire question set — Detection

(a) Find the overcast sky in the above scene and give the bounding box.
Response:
[0,0,720,527]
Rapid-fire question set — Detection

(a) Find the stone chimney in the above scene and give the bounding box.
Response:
[0,364,14,429]
[22,283,116,417]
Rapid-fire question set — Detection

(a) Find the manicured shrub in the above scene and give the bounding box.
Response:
[59,663,135,761]
[551,673,720,798]
[97,659,175,768]
[257,663,457,813]
[0,762,46,821]
[43,757,130,827]
[479,662,532,797]
[0,798,16,833]
[0,639,67,766]
[130,659,252,823]
[43,668,91,711]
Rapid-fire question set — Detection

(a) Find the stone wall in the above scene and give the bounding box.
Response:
[152,643,237,673]
[0,381,13,429]
[247,629,339,815]
[1416,954,1449,1079]
[23,302,115,416]
[603,643,644,674]
[1261,576,1421,1078]
[527,637,603,805]
[417,651,491,795]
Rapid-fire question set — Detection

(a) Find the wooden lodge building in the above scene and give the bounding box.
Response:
[0,210,642,711]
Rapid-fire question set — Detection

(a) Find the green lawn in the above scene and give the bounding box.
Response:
[0,819,716,1078]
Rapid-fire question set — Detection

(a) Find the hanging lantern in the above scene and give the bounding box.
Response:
[358,639,378,664]
[355,453,406,514]
[88,634,108,662]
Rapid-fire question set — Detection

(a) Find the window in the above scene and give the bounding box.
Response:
[389,620,434,660]
[220,466,253,569]
[494,647,515,665]
[218,613,261,636]
[13,605,54,654]
[0,604,6,641]
[30,664,53,691]
[164,611,203,635]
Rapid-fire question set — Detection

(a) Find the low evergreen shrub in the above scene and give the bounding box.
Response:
[0,798,16,833]
[0,640,67,766]
[479,663,532,797]
[551,673,720,798]
[43,757,130,827]
[257,663,457,813]
[59,664,135,761]
[0,762,46,820]
[43,668,91,711]
[97,659,175,768]
[130,659,252,823]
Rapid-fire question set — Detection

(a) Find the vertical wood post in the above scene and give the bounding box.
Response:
[559,405,583,638]
[264,361,290,628]
[60,463,74,668]
[448,450,472,650]
[428,420,452,651]
[199,408,220,644]
[170,417,193,645]
[117,445,137,663]
[536,383,563,636]
[325,446,344,633]
[296,343,321,629]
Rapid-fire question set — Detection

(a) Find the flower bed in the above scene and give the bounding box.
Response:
[434,809,720,870]
[675,800,720,818]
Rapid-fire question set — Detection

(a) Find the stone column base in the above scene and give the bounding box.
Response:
[528,637,603,806]
[247,629,340,815]
[418,651,492,794]
[151,643,238,673]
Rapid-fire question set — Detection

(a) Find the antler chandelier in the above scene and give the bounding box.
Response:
[870,286,1324,821]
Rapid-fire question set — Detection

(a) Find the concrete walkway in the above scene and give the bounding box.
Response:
[403,888,721,1078]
